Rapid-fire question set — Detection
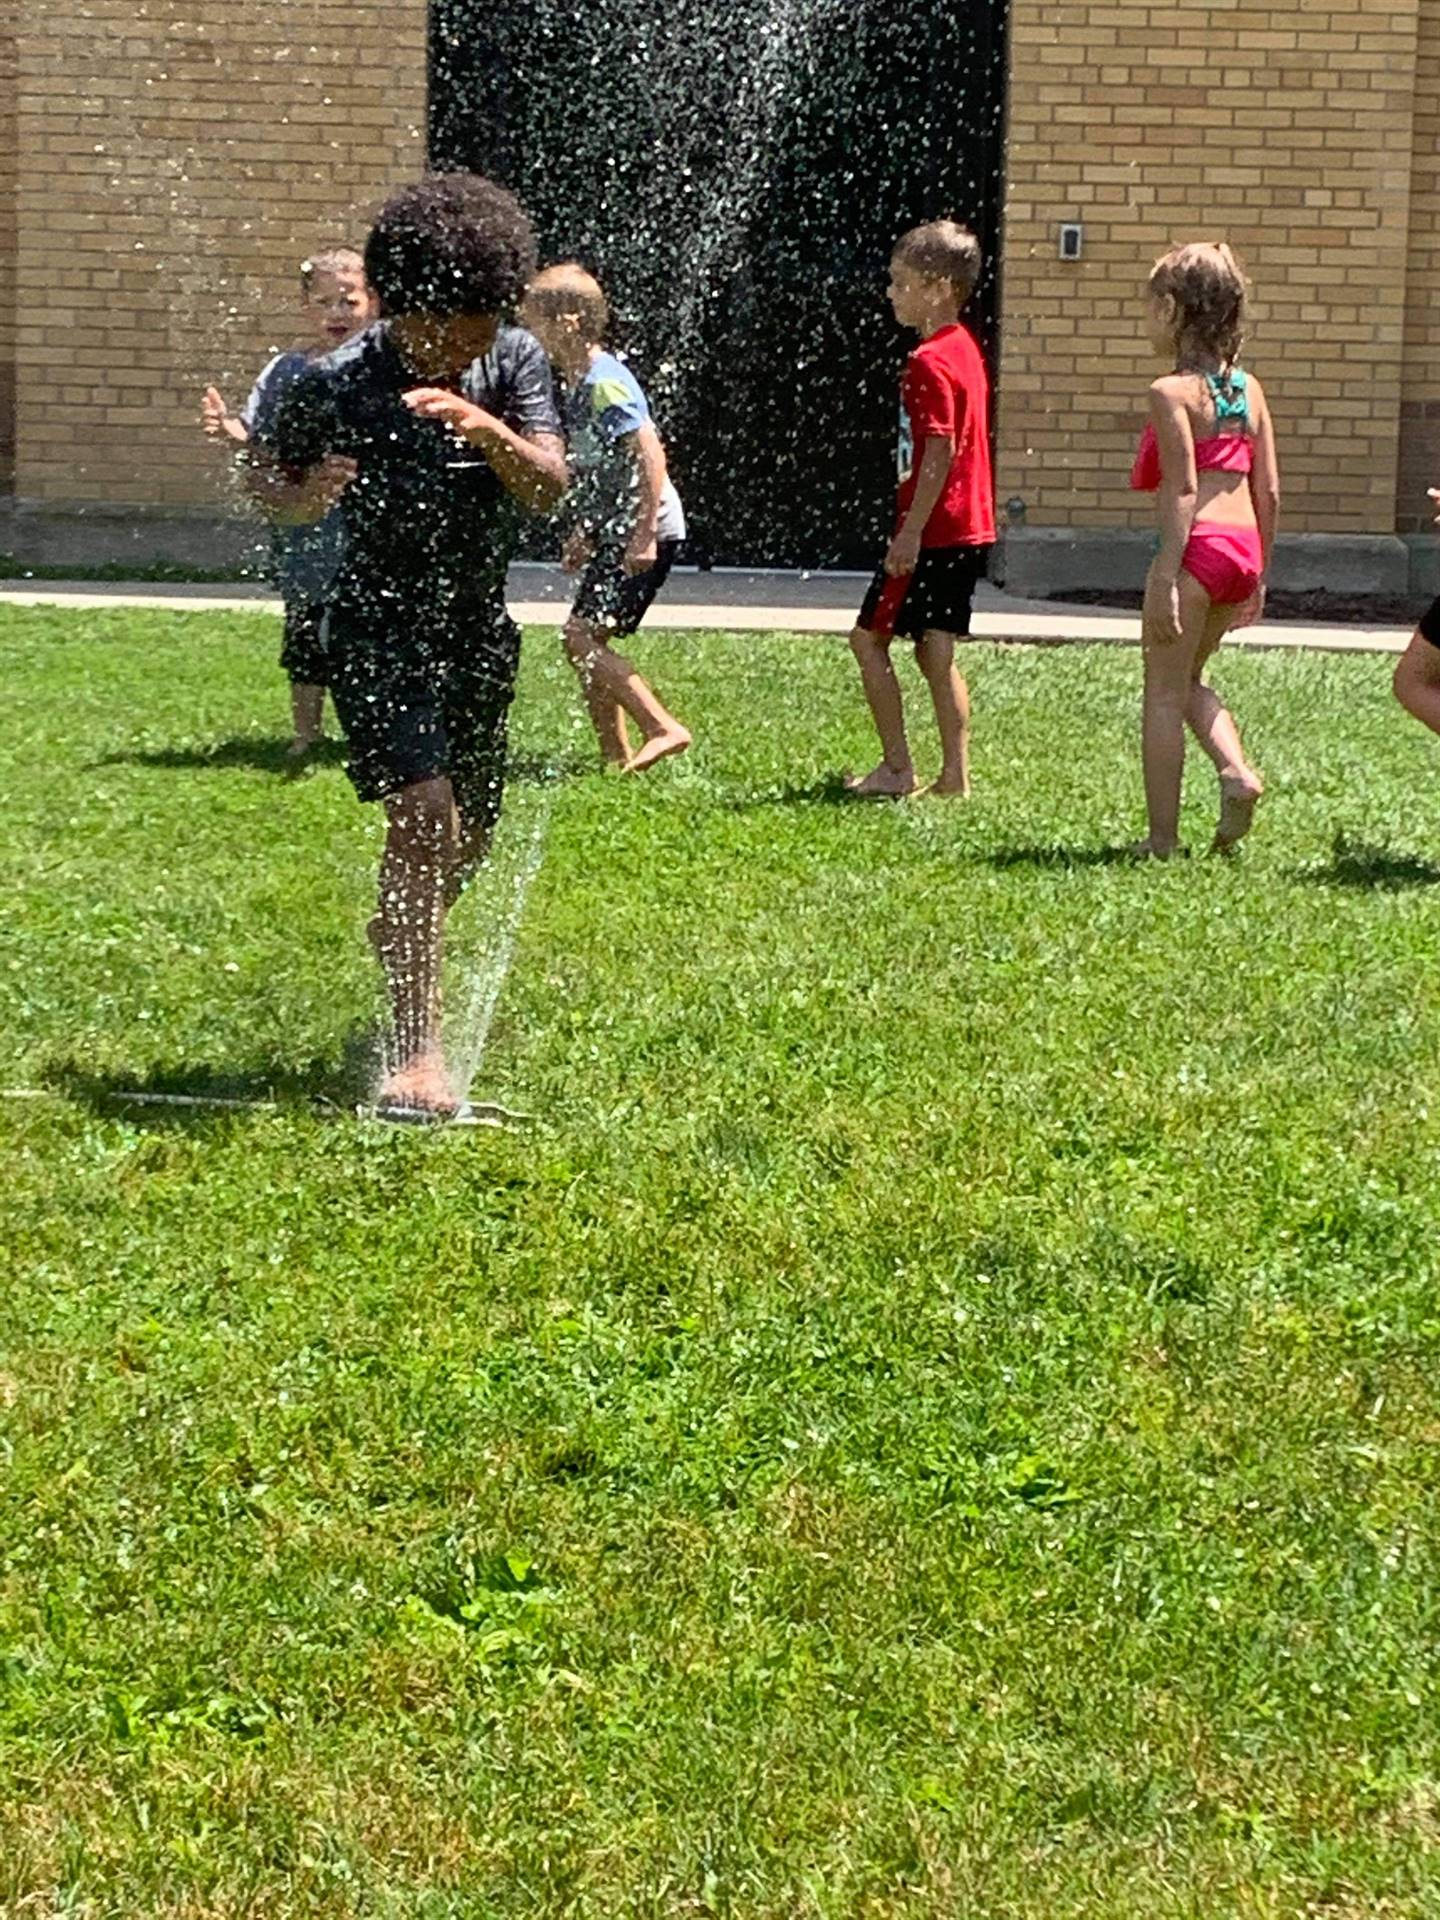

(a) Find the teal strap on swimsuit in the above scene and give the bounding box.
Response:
[1206,368,1249,427]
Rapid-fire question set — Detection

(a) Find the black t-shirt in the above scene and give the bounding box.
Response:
[270,321,561,619]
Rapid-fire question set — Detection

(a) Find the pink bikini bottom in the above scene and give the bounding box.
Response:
[1182,523,1263,606]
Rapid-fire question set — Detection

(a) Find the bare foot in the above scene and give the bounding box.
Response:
[926,773,971,798]
[284,737,319,776]
[377,1050,458,1118]
[625,727,691,775]
[1128,838,1187,861]
[1213,775,1263,854]
[844,763,919,798]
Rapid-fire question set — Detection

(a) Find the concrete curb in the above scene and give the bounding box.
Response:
[0,578,1412,657]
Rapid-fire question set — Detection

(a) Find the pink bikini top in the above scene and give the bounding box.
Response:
[1130,370,1253,492]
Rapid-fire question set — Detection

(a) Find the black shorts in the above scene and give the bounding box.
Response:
[326,602,522,836]
[279,600,336,684]
[571,538,680,638]
[857,544,991,644]
[1418,597,1440,648]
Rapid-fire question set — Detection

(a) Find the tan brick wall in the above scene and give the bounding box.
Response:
[0,3,18,492]
[999,0,1424,539]
[1399,0,1440,533]
[8,0,1440,551]
[10,0,426,512]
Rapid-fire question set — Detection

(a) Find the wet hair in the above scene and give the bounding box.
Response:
[1149,242,1247,368]
[524,263,611,342]
[363,173,536,319]
[892,220,983,305]
[299,246,364,294]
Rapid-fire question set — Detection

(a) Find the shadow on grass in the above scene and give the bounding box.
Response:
[93,735,349,776]
[1296,834,1440,892]
[506,748,597,786]
[45,1025,381,1125]
[721,772,882,811]
[92,738,590,786]
[980,844,1145,871]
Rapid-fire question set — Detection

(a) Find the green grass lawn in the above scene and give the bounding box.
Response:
[3,604,1439,1918]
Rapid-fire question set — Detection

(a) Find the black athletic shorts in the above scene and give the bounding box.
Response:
[571,538,680,638]
[1418,597,1440,648]
[326,600,522,835]
[279,600,336,684]
[858,543,992,644]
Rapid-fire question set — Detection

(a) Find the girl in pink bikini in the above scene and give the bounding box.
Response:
[1130,243,1279,856]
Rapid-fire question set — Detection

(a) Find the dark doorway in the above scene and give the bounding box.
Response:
[430,0,1007,568]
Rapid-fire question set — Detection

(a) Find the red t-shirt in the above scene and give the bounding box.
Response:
[896,322,996,547]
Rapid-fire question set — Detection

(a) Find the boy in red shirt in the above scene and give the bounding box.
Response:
[847,220,996,797]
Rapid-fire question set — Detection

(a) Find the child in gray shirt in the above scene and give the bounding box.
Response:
[201,247,376,762]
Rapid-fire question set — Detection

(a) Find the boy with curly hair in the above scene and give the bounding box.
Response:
[263,173,567,1119]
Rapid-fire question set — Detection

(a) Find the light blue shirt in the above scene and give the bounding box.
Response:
[563,352,686,546]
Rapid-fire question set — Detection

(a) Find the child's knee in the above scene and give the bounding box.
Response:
[1394,636,1438,707]
[385,777,454,850]
[850,625,888,661]
[1392,639,1440,710]
[563,617,605,667]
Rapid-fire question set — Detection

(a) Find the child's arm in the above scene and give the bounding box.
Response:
[249,361,357,523]
[201,386,249,446]
[884,435,954,577]
[1231,377,1280,628]
[1246,376,1280,569]
[242,448,357,525]
[620,421,667,574]
[401,389,567,511]
[1144,378,1199,643]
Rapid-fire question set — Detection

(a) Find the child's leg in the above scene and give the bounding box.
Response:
[847,626,918,795]
[373,774,459,1111]
[448,816,493,909]
[563,615,631,765]
[288,681,325,755]
[1393,632,1440,738]
[564,614,690,774]
[446,652,516,901]
[447,758,502,909]
[915,628,971,796]
[1138,571,1212,855]
[280,603,329,755]
[1185,609,1264,851]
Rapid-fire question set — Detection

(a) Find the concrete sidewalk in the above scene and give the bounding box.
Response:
[0,564,1415,655]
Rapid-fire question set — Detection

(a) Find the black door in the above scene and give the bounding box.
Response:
[431,0,1007,568]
